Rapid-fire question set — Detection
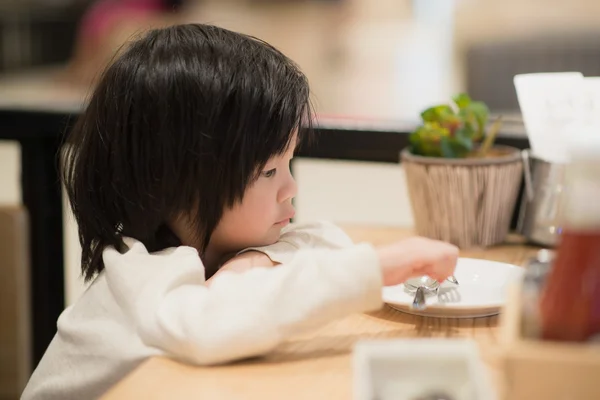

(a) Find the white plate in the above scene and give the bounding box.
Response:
[382,258,525,318]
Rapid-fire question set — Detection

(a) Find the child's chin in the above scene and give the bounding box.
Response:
[260,229,282,246]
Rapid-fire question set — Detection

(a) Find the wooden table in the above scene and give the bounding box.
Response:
[101,225,540,400]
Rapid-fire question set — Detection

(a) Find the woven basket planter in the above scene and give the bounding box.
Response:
[401,146,523,248]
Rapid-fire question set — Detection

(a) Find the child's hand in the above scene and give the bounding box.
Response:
[206,251,278,286]
[375,237,459,286]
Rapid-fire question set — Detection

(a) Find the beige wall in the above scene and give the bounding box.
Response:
[182,0,420,119]
[455,0,600,47]
[0,141,21,206]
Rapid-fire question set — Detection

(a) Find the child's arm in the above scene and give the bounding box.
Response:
[104,240,382,366]
[104,236,457,367]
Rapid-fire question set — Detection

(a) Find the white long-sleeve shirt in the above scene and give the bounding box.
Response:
[21,222,383,400]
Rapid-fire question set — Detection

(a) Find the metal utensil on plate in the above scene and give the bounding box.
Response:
[404,276,441,310]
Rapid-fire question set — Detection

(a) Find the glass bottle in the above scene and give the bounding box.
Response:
[539,135,600,342]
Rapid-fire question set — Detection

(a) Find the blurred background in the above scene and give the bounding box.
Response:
[2,0,600,397]
[4,0,600,116]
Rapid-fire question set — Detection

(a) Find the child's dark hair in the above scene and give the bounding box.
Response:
[63,24,313,281]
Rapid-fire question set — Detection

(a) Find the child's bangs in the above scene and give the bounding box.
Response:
[247,87,314,178]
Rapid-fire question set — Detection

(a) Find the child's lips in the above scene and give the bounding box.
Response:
[275,212,295,226]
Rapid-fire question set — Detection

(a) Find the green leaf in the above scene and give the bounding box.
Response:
[409,128,422,153]
[469,101,490,138]
[440,136,457,158]
[458,107,475,127]
[421,105,454,123]
[454,127,474,152]
[410,123,450,157]
[441,135,472,158]
[453,93,472,110]
[440,114,462,136]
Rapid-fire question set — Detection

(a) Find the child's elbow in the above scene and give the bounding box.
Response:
[175,335,280,366]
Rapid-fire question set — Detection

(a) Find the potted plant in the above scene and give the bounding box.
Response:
[402,93,523,248]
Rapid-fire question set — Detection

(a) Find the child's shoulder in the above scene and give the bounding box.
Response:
[238,220,354,265]
[281,220,353,248]
[103,237,202,276]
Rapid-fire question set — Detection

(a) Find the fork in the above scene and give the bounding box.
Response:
[447,275,459,285]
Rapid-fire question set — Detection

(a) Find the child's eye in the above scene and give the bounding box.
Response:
[262,168,277,178]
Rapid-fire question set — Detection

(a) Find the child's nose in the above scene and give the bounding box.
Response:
[278,175,297,203]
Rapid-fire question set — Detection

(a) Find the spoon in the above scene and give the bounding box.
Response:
[404,276,441,310]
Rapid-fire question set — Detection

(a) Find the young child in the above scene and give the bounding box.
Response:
[22,24,458,400]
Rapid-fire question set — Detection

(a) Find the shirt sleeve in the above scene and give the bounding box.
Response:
[237,221,355,264]
[103,239,382,367]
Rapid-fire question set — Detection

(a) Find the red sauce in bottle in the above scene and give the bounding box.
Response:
[539,135,600,342]
[540,231,600,341]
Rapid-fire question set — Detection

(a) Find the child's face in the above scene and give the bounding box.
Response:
[209,138,298,254]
